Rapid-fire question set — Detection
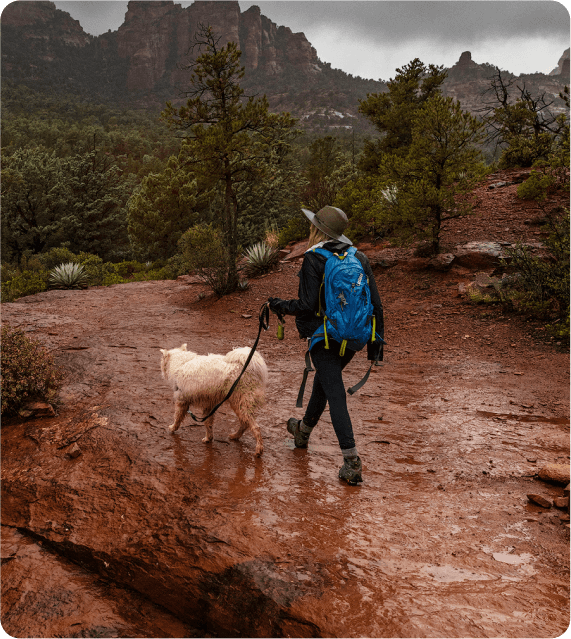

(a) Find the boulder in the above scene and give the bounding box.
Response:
[538,464,571,485]
[553,497,569,509]
[527,494,552,508]
[18,401,55,419]
[428,253,455,271]
[453,241,507,269]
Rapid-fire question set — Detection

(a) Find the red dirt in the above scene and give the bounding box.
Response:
[1,168,569,638]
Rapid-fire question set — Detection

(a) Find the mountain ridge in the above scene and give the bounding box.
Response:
[2,0,568,130]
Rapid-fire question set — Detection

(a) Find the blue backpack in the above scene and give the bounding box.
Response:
[310,246,380,355]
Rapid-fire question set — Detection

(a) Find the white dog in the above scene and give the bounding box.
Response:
[160,344,268,456]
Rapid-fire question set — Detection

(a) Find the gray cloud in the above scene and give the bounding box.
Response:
[51,1,569,79]
[240,1,569,44]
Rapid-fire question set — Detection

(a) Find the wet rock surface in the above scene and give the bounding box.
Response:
[2,169,570,637]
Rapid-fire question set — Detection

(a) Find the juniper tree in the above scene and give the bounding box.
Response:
[339,92,487,251]
[1,147,130,262]
[358,58,447,172]
[377,94,487,253]
[161,25,297,293]
[127,154,199,261]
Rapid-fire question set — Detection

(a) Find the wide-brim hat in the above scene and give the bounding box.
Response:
[302,206,352,244]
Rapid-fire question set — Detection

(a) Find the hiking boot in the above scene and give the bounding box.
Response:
[287,418,313,448]
[339,456,363,485]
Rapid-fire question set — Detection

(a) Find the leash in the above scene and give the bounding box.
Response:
[188,303,270,423]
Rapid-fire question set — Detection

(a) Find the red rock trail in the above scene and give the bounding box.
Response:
[1,169,569,637]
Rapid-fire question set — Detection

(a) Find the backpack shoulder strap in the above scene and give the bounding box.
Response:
[312,246,332,259]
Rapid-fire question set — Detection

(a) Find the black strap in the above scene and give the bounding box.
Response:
[347,358,382,395]
[188,303,270,423]
[295,347,314,408]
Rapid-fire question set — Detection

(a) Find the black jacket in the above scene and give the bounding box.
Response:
[271,241,384,361]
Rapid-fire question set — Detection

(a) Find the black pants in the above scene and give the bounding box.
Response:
[303,340,357,450]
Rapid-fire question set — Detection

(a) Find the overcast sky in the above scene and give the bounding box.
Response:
[43,1,571,81]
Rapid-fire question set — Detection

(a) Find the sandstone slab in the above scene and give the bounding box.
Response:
[538,464,571,485]
[527,494,552,508]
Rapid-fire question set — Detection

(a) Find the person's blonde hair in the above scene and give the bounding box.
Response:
[307,224,330,249]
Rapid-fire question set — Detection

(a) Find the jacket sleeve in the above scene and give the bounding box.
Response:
[270,253,322,317]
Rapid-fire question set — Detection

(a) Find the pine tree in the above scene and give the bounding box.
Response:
[161,25,297,293]
[377,94,487,253]
[358,58,447,171]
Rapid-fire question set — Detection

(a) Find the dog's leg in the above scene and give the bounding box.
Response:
[201,407,215,444]
[169,399,189,433]
[230,391,264,456]
[230,414,263,456]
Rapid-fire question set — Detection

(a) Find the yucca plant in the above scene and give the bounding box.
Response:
[380,185,398,206]
[48,262,90,290]
[243,241,280,277]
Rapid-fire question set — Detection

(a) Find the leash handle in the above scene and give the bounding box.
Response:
[188,302,270,423]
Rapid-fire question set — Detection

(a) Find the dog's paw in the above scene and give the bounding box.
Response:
[228,431,241,441]
[168,424,179,433]
[255,444,264,457]
[202,436,213,444]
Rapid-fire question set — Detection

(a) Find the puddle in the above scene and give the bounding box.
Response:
[423,564,496,583]
[492,552,534,565]
[477,411,569,427]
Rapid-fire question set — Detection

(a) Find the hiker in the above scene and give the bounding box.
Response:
[268,206,384,485]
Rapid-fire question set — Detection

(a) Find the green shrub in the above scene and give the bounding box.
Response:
[499,132,553,169]
[1,324,65,416]
[178,224,231,296]
[278,214,310,246]
[498,211,569,339]
[243,241,280,277]
[38,246,80,271]
[1,270,47,302]
[516,169,556,201]
[112,260,144,278]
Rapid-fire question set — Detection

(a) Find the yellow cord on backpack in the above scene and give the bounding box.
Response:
[371,316,376,342]
[340,339,347,356]
[323,318,329,349]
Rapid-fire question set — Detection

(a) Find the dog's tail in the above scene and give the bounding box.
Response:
[226,347,268,386]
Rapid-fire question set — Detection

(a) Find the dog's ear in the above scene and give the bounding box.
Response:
[160,348,166,355]
[181,343,187,351]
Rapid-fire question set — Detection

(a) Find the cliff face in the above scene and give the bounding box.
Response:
[1,1,568,125]
[2,0,320,97]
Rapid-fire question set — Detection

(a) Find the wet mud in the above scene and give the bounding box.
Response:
[2,256,569,638]
[2,168,570,639]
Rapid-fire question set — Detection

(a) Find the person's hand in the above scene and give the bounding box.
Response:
[267,297,281,313]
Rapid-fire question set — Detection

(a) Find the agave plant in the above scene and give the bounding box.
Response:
[243,241,280,276]
[48,262,90,290]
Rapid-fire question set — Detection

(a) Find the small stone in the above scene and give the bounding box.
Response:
[553,497,569,509]
[538,463,570,485]
[19,401,55,419]
[68,443,82,459]
[527,494,552,508]
[241,314,252,319]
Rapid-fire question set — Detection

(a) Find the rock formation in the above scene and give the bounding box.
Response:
[443,50,569,117]
[2,2,568,127]
[550,47,570,76]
